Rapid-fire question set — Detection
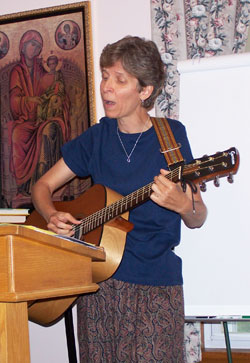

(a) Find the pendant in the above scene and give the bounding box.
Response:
[127,158,131,163]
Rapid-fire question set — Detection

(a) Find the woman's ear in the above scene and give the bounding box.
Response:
[140,85,154,101]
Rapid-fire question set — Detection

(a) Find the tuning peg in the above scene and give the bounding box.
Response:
[214,176,220,187]
[227,173,234,184]
[200,181,207,192]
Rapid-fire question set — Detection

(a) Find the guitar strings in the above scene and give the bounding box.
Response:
[72,165,184,237]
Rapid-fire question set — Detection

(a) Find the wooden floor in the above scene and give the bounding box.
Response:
[201,349,250,362]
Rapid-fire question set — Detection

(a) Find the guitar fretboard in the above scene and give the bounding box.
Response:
[73,181,153,239]
[72,166,183,239]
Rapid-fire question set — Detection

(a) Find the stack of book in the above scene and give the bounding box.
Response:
[0,208,30,224]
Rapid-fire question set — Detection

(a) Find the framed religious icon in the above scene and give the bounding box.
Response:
[0,1,95,209]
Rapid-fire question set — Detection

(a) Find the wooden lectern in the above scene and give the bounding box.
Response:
[0,224,105,363]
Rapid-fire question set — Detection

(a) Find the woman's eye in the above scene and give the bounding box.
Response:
[117,78,126,84]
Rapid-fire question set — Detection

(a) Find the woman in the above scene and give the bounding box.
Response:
[31,36,207,362]
[9,30,70,197]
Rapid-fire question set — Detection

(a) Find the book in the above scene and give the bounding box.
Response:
[0,208,29,223]
[55,234,102,250]
[0,208,30,215]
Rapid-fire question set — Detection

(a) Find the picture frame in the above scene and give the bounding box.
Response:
[0,1,95,209]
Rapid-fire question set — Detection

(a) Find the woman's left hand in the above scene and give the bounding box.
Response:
[150,169,188,213]
[150,168,207,229]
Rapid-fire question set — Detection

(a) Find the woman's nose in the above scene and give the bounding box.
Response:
[102,78,113,92]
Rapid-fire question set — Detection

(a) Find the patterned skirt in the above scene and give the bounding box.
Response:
[77,278,186,363]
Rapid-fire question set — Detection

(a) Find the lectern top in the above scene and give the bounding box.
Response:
[0,224,105,261]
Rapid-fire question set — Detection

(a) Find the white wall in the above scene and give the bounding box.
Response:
[0,1,152,362]
[176,52,250,317]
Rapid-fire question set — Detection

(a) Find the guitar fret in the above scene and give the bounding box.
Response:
[119,200,124,214]
[110,204,115,219]
[83,222,87,234]
[107,206,112,220]
[135,190,139,204]
[85,219,90,234]
[98,209,103,227]
[97,210,103,226]
[79,224,83,238]
[108,205,113,220]
[104,207,108,223]
[129,194,133,206]
[141,186,145,200]
[91,217,95,229]
[89,215,94,230]
[147,185,150,196]
[115,202,119,216]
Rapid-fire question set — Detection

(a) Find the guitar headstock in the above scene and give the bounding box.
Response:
[183,147,240,190]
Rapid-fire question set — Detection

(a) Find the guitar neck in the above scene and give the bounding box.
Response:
[74,167,182,238]
[73,147,239,239]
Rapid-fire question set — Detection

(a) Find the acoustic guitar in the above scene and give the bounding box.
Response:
[26,147,239,325]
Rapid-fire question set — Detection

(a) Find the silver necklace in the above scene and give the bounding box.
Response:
[116,118,149,163]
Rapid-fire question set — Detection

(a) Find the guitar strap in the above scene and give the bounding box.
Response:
[150,116,184,170]
[151,116,198,212]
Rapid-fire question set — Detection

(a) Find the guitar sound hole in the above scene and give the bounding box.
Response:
[75,213,85,220]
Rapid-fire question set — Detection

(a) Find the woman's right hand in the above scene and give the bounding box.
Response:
[47,211,81,236]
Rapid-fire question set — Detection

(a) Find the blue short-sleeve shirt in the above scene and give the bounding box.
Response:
[62,117,193,286]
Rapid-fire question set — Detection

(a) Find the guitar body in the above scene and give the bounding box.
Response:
[26,184,133,326]
[26,184,133,282]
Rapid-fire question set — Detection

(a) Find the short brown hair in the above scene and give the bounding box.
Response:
[100,36,165,109]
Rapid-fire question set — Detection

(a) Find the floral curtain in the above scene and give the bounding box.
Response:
[151,0,250,119]
[151,1,249,362]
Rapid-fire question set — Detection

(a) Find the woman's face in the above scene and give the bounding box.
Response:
[24,40,41,60]
[100,61,142,121]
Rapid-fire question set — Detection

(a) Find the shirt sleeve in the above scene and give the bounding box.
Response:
[168,118,194,164]
[61,125,96,177]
